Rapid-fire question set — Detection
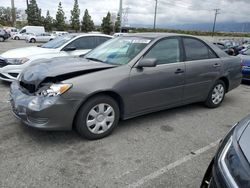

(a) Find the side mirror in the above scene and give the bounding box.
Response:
[137,58,157,68]
[63,46,76,51]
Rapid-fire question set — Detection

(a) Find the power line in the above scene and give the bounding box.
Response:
[212,8,220,37]
[153,0,158,29]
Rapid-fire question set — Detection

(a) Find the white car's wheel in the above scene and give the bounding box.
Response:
[0,37,4,42]
[30,38,36,43]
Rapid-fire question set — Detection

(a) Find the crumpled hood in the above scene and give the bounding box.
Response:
[1,46,57,58]
[20,57,116,90]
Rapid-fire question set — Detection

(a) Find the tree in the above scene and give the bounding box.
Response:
[81,9,94,32]
[114,13,121,32]
[55,2,66,31]
[0,7,12,26]
[25,0,42,25]
[101,12,112,35]
[44,10,53,31]
[70,0,80,32]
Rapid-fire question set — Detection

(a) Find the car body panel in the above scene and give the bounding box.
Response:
[9,33,242,131]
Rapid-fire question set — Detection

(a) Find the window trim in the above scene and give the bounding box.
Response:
[181,36,219,62]
[136,36,184,67]
[62,36,92,51]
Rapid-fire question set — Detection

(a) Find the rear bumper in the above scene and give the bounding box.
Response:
[10,81,82,130]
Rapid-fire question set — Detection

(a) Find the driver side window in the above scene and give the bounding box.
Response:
[144,38,180,65]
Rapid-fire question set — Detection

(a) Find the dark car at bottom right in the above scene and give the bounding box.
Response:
[201,115,250,188]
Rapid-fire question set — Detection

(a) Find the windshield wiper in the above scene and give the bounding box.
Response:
[85,57,104,63]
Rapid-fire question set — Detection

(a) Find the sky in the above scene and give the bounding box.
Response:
[2,0,250,27]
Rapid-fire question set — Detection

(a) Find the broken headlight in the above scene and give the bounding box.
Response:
[40,83,72,97]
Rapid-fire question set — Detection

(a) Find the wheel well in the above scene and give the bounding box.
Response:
[72,91,125,129]
[219,77,229,92]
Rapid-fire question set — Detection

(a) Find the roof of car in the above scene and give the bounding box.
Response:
[122,32,192,39]
[69,33,113,38]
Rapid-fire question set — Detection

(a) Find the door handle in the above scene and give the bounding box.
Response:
[175,68,185,74]
[213,63,221,68]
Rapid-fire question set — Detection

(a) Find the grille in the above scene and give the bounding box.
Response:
[0,73,9,79]
[20,81,36,93]
[9,73,19,78]
[0,59,8,68]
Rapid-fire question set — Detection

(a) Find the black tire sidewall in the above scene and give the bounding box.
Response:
[75,95,120,140]
[205,80,226,108]
[31,39,36,43]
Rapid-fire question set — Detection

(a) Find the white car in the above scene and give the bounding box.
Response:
[26,33,56,43]
[0,34,112,82]
[52,31,69,37]
[12,32,34,40]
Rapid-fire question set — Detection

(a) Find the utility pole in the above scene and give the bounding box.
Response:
[119,0,123,33]
[11,0,16,26]
[153,0,158,30]
[212,9,220,37]
[26,0,29,9]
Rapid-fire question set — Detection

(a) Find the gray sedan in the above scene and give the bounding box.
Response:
[10,33,242,139]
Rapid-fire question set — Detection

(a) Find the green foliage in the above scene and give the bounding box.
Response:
[25,0,42,26]
[114,13,121,32]
[0,6,13,26]
[44,10,53,31]
[101,12,112,34]
[70,0,80,32]
[55,2,66,31]
[81,9,94,32]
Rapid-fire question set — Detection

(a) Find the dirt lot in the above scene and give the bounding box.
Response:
[0,39,250,188]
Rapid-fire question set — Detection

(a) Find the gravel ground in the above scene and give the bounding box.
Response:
[0,39,249,188]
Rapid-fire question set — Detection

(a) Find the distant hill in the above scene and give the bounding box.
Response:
[131,22,250,32]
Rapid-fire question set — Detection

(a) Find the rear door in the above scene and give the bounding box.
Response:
[128,37,185,113]
[182,37,222,103]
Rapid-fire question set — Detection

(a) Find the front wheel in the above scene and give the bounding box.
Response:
[205,80,226,108]
[0,37,4,42]
[75,95,120,140]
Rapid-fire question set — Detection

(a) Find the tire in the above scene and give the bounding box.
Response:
[30,38,36,43]
[205,80,226,108]
[75,95,120,140]
[14,36,19,40]
[0,37,4,42]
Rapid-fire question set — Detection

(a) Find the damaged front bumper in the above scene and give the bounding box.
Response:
[10,81,81,130]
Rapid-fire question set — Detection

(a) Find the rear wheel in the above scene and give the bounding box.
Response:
[75,95,120,140]
[0,37,4,42]
[205,80,226,108]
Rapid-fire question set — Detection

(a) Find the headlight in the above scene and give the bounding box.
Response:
[40,83,72,97]
[218,137,239,188]
[7,58,29,65]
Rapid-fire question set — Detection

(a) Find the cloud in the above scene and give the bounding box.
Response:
[1,0,249,26]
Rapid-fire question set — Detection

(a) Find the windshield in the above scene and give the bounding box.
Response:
[85,37,152,65]
[41,35,75,49]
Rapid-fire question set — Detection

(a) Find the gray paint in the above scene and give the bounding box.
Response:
[10,33,242,130]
